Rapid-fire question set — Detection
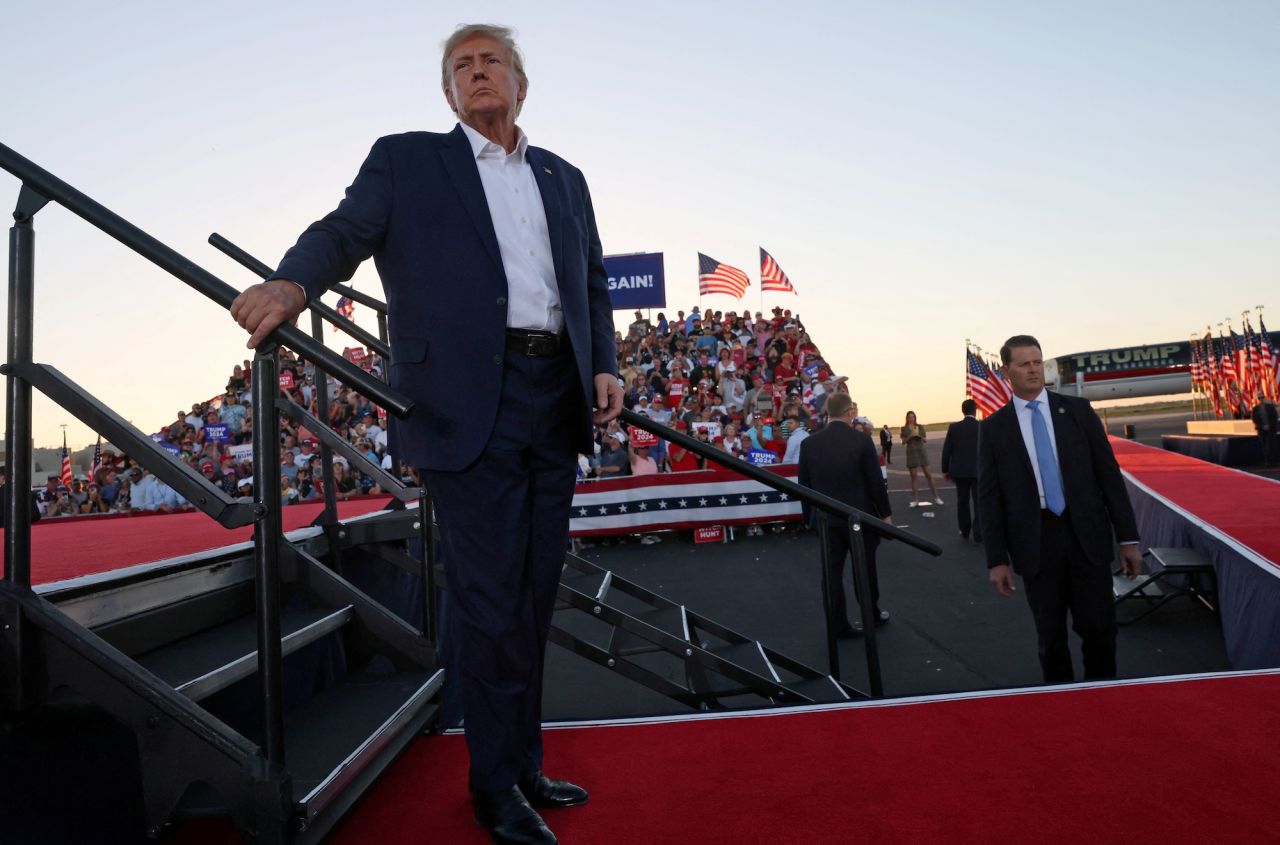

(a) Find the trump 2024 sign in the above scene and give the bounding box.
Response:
[604,252,665,310]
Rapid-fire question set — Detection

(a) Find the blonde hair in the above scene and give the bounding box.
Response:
[441,23,527,88]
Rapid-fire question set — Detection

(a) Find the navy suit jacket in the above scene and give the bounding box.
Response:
[977,391,1138,577]
[797,421,891,527]
[271,126,617,471]
[940,415,979,479]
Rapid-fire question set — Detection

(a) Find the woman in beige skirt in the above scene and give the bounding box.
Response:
[901,410,942,506]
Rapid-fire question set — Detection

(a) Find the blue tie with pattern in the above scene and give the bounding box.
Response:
[1027,399,1066,515]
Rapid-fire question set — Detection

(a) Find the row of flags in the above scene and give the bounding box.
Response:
[964,347,1013,418]
[697,248,797,299]
[1190,312,1278,418]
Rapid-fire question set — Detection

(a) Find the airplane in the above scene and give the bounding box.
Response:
[1046,332,1280,402]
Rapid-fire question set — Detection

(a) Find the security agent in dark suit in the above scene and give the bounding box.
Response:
[231,24,622,845]
[1251,399,1279,467]
[941,399,981,542]
[978,335,1142,683]
[798,394,894,636]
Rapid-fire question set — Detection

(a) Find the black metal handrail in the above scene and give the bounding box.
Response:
[619,407,940,696]
[200,236,436,645]
[0,142,410,420]
[331,282,387,314]
[208,233,390,359]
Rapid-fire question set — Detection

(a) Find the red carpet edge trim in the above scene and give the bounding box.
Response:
[433,668,1280,734]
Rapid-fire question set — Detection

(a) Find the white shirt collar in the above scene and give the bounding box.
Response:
[458,121,528,163]
[1011,387,1050,413]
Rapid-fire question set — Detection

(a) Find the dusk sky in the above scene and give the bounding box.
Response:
[3,1,1278,448]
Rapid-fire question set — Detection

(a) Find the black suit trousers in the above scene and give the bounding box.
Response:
[424,343,581,793]
[954,476,979,539]
[1021,511,1117,682]
[820,520,881,629]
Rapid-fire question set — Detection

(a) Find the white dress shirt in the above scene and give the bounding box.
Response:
[1010,388,1059,509]
[458,122,562,332]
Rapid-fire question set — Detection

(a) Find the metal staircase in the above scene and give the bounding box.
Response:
[551,552,861,708]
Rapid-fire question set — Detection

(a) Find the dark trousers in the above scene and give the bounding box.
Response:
[423,343,580,794]
[881,442,892,464]
[820,519,881,630]
[954,477,980,540]
[1259,431,1279,467]
[1021,511,1117,683]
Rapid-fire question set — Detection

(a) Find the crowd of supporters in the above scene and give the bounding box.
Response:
[35,348,394,519]
[31,304,863,519]
[582,305,867,480]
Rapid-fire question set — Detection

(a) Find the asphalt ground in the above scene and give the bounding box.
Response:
[543,410,1235,720]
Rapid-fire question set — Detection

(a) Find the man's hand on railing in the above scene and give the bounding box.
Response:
[592,374,623,425]
[230,279,308,349]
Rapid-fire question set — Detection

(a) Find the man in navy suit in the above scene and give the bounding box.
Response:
[798,394,893,636]
[977,336,1141,683]
[232,24,621,845]
[941,398,981,542]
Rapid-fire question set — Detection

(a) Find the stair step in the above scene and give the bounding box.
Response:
[784,675,852,703]
[289,669,443,827]
[690,641,782,697]
[134,604,353,701]
[608,605,687,656]
[1113,575,1162,599]
[561,566,608,600]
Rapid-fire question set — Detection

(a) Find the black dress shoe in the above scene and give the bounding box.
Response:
[473,786,558,845]
[520,772,589,808]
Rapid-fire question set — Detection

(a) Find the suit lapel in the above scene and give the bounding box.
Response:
[526,147,566,293]
[437,125,504,275]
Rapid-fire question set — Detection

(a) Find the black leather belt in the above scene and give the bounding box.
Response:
[506,329,565,357]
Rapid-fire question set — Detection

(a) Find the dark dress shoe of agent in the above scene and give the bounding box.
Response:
[473,786,559,845]
[521,772,590,808]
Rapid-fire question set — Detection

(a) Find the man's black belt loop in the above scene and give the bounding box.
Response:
[506,329,565,357]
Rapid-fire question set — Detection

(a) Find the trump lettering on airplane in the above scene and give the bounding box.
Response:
[603,252,666,310]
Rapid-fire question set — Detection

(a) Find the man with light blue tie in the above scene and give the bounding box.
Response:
[977,335,1142,682]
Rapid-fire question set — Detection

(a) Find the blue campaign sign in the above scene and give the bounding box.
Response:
[204,424,230,443]
[747,450,778,466]
[604,252,665,310]
[158,442,181,455]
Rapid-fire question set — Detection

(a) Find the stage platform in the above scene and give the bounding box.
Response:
[168,669,1277,844]
[1112,437,1280,669]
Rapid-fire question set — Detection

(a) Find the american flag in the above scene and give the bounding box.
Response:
[1258,315,1278,401]
[60,432,73,487]
[1230,325,1253,405]
[697,253,750,298]
[1244,316,1270,404]
[89,435,103,480]
[965,348,1008,418]
[759,248,796,295]
[332,295,355,332]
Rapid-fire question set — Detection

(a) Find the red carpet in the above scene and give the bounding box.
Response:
[317,671,1275,844]
[4,496,393,586]
[1110,437,1280,570]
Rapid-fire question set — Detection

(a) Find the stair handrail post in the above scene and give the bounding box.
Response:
[3,187,45,590]
[251,344,287,770]
[308,312,340,529]
[419,490,437,644]
[816,518,840,679]
[848,515,883,696]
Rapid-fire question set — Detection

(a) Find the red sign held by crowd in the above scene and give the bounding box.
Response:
[279,371,295,390]
[694,525,726,544]
[628,427,659,447]
[343,346,368,363]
